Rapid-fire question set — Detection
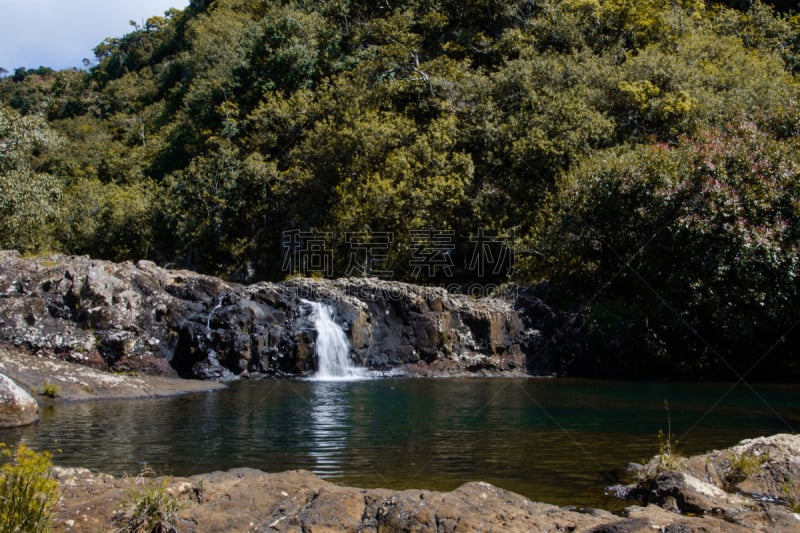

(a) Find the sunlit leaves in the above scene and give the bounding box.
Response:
[0,105,63,252]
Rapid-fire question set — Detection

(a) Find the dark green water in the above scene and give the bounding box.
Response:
[2,378,798,509]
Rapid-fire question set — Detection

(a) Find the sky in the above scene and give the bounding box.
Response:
[0,0,190,72]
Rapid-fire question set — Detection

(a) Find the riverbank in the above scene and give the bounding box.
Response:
[0,345,225,402]
[49,434,800,532]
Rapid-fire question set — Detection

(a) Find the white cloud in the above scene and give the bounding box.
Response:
[0,0,189,72]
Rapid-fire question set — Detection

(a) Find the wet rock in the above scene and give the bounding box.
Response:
[0,373,38,427]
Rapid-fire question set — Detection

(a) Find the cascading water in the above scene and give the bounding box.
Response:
[302,299,369,381]
[202,295,234,380]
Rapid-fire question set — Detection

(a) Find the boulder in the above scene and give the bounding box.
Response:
[0,373,38,427]
[642,471,751,514]
[615,434,800,531]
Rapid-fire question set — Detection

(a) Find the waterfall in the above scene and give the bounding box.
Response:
[206,296,224,333]
[202,295,234,380]
[302,300,369,381]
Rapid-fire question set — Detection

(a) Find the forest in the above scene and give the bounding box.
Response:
[1,0,799,378]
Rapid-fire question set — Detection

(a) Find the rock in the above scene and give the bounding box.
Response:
[0,373,38,427]
[643,471,750,514]
[51,468,758,533]
[615,434,800,531]
[0,346,225,401]
[0,252,575,380]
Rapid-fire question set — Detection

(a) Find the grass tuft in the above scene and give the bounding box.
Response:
[40,382,61,398]
[724,450,769,487]
[116,466,187,533]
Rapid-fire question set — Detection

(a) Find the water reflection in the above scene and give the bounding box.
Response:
[0,378,797,509]
[307,382,351,476]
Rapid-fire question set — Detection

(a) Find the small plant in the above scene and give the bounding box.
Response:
[782,479,800,513]
[653,400,682,473]
[654,428,683,473]
[724,450,769,487]
[0,443,59,532]
[191,478,204,504]
[40,382,60,398]
[437,329,451,349]
[116,466,187,533]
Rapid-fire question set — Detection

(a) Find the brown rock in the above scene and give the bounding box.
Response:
[51,468,761,533]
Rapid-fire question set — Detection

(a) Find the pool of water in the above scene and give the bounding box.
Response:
[2,377,798,510]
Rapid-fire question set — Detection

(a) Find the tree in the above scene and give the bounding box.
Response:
[0,105,63,252]
[533,121,800,378]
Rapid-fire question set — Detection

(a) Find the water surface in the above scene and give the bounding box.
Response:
[2,378,798,510]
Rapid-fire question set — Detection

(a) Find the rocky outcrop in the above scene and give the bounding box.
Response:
[52,467,753,533]
[0,346,225,401]
[615,434,800,532]
[0,372,38,427]
[0,251,575,379]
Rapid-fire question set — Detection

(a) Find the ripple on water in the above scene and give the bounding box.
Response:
[0,378,798,509]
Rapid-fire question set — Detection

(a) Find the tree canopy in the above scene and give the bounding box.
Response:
[2,0,799,378]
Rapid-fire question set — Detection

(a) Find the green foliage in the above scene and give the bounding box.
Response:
[0,443,59,533]
[39,382,60,399]
[0,104,63,253]
[724,450,769,486]
[783,479,800,513]
[654,428,683,473]
[533,119,800,377]
[116,466,187,533]
[61,178,160,261]
[1,0,799,376]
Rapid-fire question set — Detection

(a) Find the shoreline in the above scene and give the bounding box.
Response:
[0,345,226,403]
[50,433,800,533]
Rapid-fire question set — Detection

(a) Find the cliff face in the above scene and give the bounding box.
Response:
[0,251,575,379]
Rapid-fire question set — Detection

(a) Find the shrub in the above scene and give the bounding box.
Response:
[39,382,60,399]
[534,121,800,377]
[0,443,59,532]
[116,466,187,533]
[724,450,769,486]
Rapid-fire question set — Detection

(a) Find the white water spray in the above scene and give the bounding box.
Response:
[302,299,369,381]
[203,295,234,379]
[206,296,224,333]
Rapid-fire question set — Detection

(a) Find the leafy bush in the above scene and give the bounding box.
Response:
[534,120,800,377]
[0,443,59,533]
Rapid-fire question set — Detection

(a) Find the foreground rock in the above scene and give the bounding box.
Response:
[616,433,800,531]
[0,372,38,427]
[52,467,749,533]
[0,251,578,380]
